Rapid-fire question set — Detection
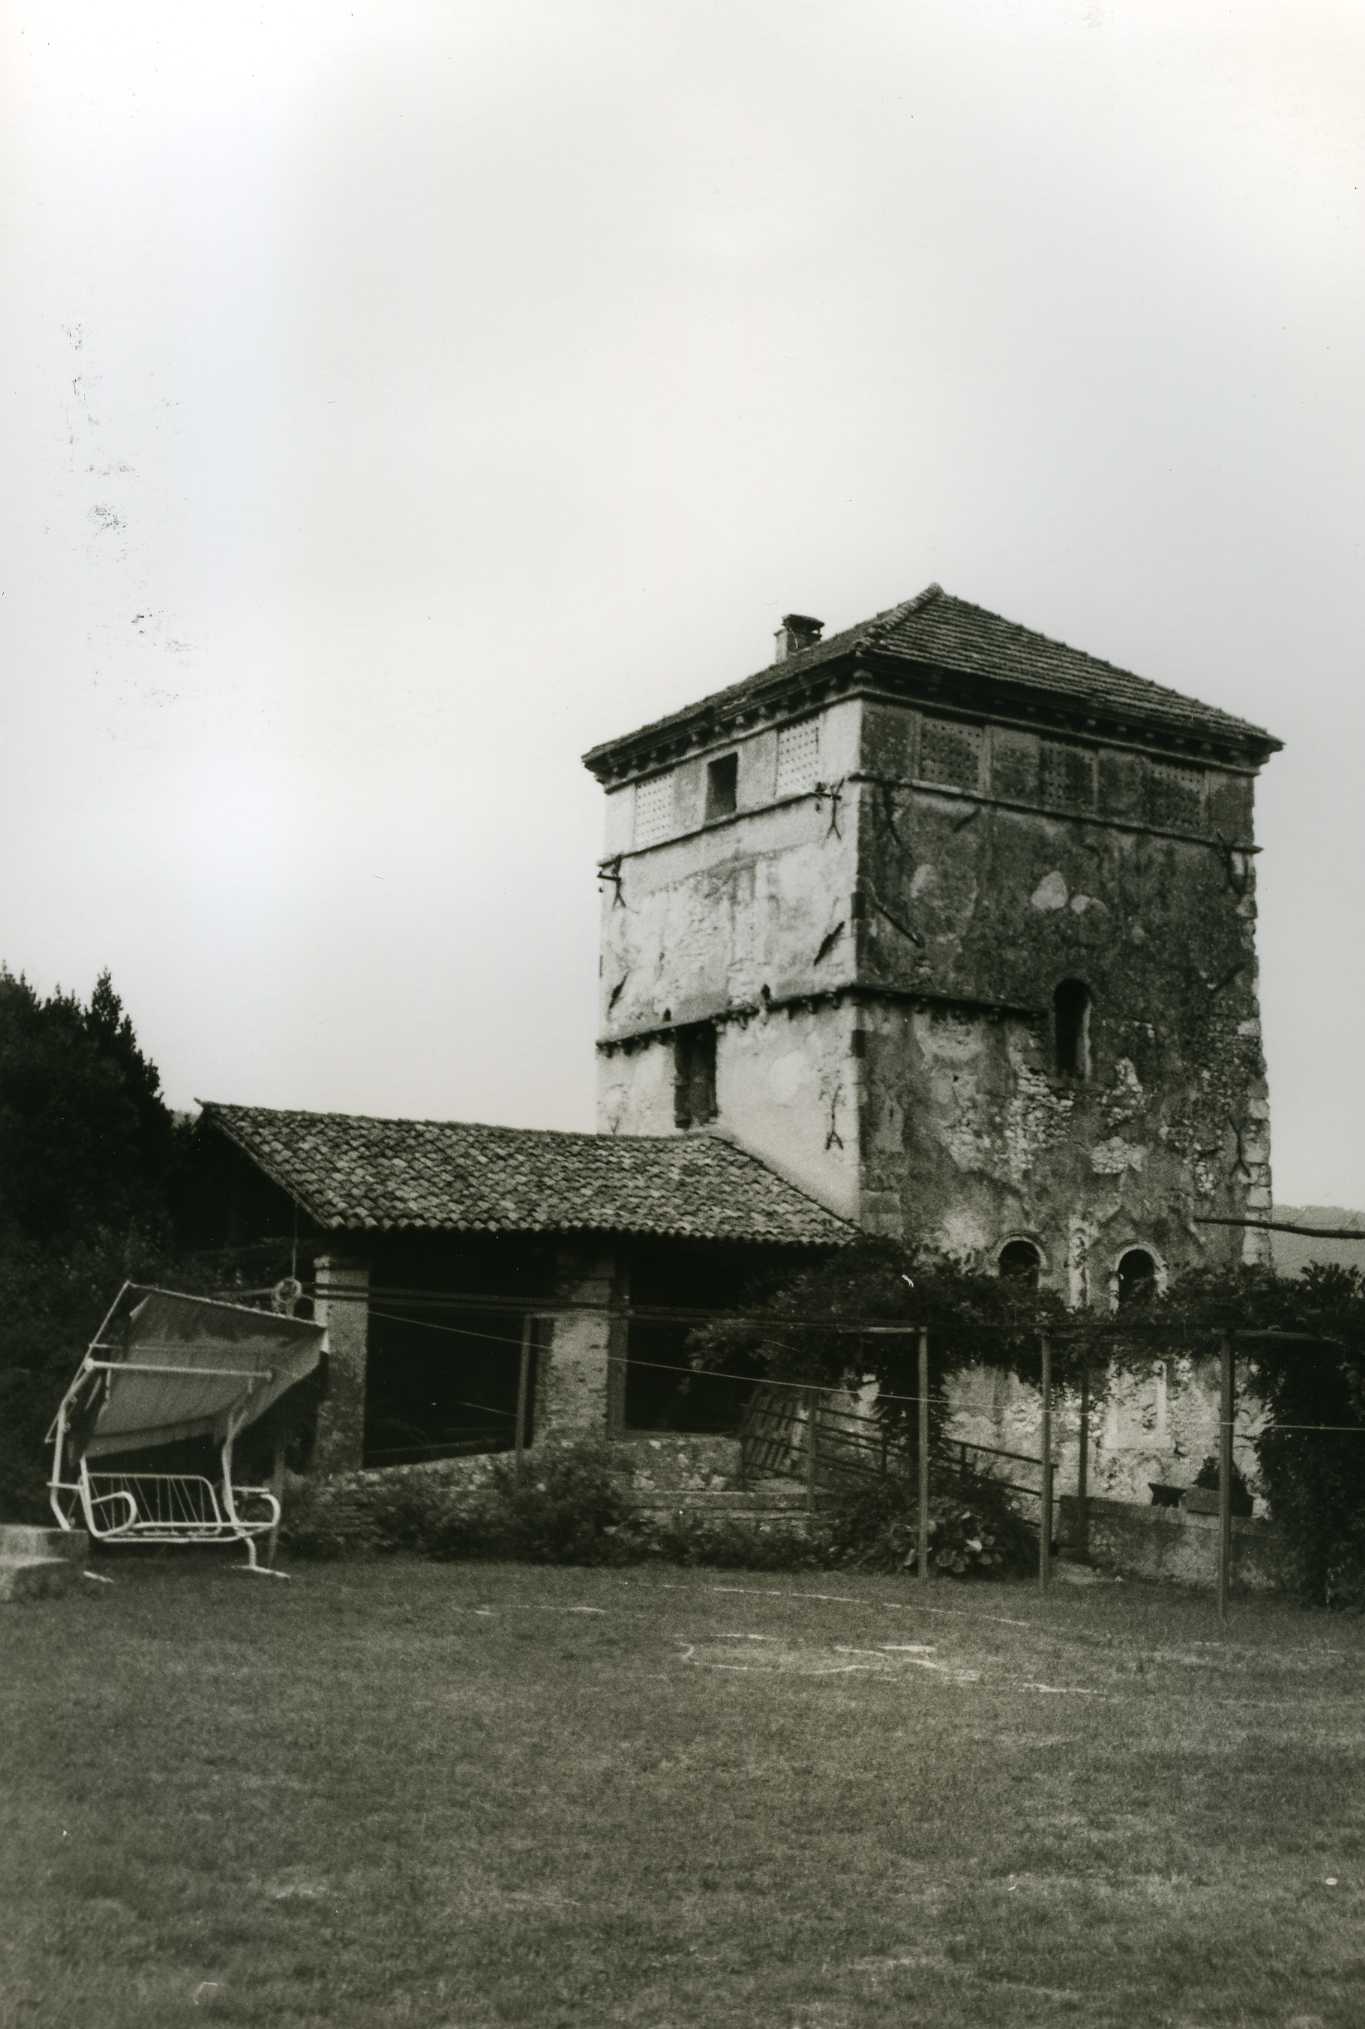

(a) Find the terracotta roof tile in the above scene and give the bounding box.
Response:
[584,583,1279,769]
[199,1102,853,1248]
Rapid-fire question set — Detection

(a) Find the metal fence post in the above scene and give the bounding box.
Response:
[1218,1333,1234,1624]
[1076,1363,1091,1560]
[515,1316,535,1481]
[917,1327,931,1587]
[1039,1331,1053,1594]
[805,1388,819,1518]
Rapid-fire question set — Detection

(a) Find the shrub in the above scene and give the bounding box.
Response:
[361,1471,485,1555]
[278,1474,383,1560]
[646,1511,817,1571]
[472,1440,637,1565]
[821,1466,1035,1578]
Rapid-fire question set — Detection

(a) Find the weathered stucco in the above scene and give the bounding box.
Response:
[950,1358,1264,1507]
[854,699,1272,1282]
[598,1004,863,1220]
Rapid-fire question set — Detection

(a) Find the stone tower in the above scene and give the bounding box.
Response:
[583,585,1280,1305]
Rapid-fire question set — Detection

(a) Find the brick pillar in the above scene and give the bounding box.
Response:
[538,1245,617,1439]
[313,1255,369,1473]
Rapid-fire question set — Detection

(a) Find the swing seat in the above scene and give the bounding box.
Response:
[63,1466,282,1567]
[48,1285,323,1576]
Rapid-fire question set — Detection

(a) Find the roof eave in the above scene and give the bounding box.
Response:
[197,1101,337,1231]
[582,641,867,783]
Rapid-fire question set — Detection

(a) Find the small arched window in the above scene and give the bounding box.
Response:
[1053,979,1091,1081]
[1115,1247,1157,1311]
[997,1239,1043,1291]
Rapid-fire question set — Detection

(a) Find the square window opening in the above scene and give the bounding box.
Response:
[673,1022,718,1129]
[705,753,738,822]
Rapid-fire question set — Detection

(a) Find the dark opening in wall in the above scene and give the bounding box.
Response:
[1115,1248,1157,1311]
[997,1239,1042,1291]
[705,752,739,821]
[674,1022,717,1129]
[1053,978,1092,1080]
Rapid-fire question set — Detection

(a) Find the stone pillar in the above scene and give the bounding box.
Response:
[312,1255,369,1473]
[537,1245,618,1440]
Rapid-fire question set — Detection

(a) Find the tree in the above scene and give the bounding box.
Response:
[0,967,192,1514]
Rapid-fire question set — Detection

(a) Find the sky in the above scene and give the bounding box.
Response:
[3,0,1363,1205]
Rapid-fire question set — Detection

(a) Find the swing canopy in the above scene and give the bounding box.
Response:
[48,1284,326,1574]
[61,1283,325,1459]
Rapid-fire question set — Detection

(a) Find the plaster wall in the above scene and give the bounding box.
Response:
[948,1360,1264,1507]
[597,709,862,1036]
[597,1002,863,1219]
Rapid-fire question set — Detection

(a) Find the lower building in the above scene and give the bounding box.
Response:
[197,1102,851,1473]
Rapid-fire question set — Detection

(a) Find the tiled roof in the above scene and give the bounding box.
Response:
[584,583,1280,770]
[199,1102,853,1247]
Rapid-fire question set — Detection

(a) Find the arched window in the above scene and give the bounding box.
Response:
[997,1239,1043,1291]
[1115,1247,1157,1311]
[1053,979,1091,1080]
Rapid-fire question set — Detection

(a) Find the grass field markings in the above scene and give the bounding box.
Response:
[833,1644,983,1684]
[704,1585,862,1605]
[675,1640,870,1676]
[1017,1682,1109,1698]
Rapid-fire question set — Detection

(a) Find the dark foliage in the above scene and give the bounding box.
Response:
[685,1238,1079,1460]
[477,1442,639,1563]
[0,967,219,1518]
[820,1463,1036,1577]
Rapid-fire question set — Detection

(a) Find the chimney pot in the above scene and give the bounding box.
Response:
[774,613,824,661]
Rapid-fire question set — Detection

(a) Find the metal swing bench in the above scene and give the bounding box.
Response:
[49,1283,325,1576]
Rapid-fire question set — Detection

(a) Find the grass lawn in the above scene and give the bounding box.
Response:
[5,1559,1365,2028]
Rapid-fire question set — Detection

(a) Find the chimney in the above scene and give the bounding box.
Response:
[774,612,824,661]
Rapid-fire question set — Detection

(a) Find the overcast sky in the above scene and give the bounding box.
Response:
[3,0,1363,1206]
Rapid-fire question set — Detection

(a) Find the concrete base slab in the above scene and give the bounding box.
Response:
[0,1555,80,1603]
[0,1524,89,1565]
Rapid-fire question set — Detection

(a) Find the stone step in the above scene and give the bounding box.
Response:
[0,1524,88,1565]
[0,1555,80,1604]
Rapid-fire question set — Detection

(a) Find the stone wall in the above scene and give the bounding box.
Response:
[855,698,1272,1287]
[532,1244,626,1441]
[312,1255,369,1473]
[949,1357,1264,1508]
[1058,1493,1290,1593]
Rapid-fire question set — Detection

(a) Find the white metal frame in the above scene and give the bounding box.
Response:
[49,1294,289,1576]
